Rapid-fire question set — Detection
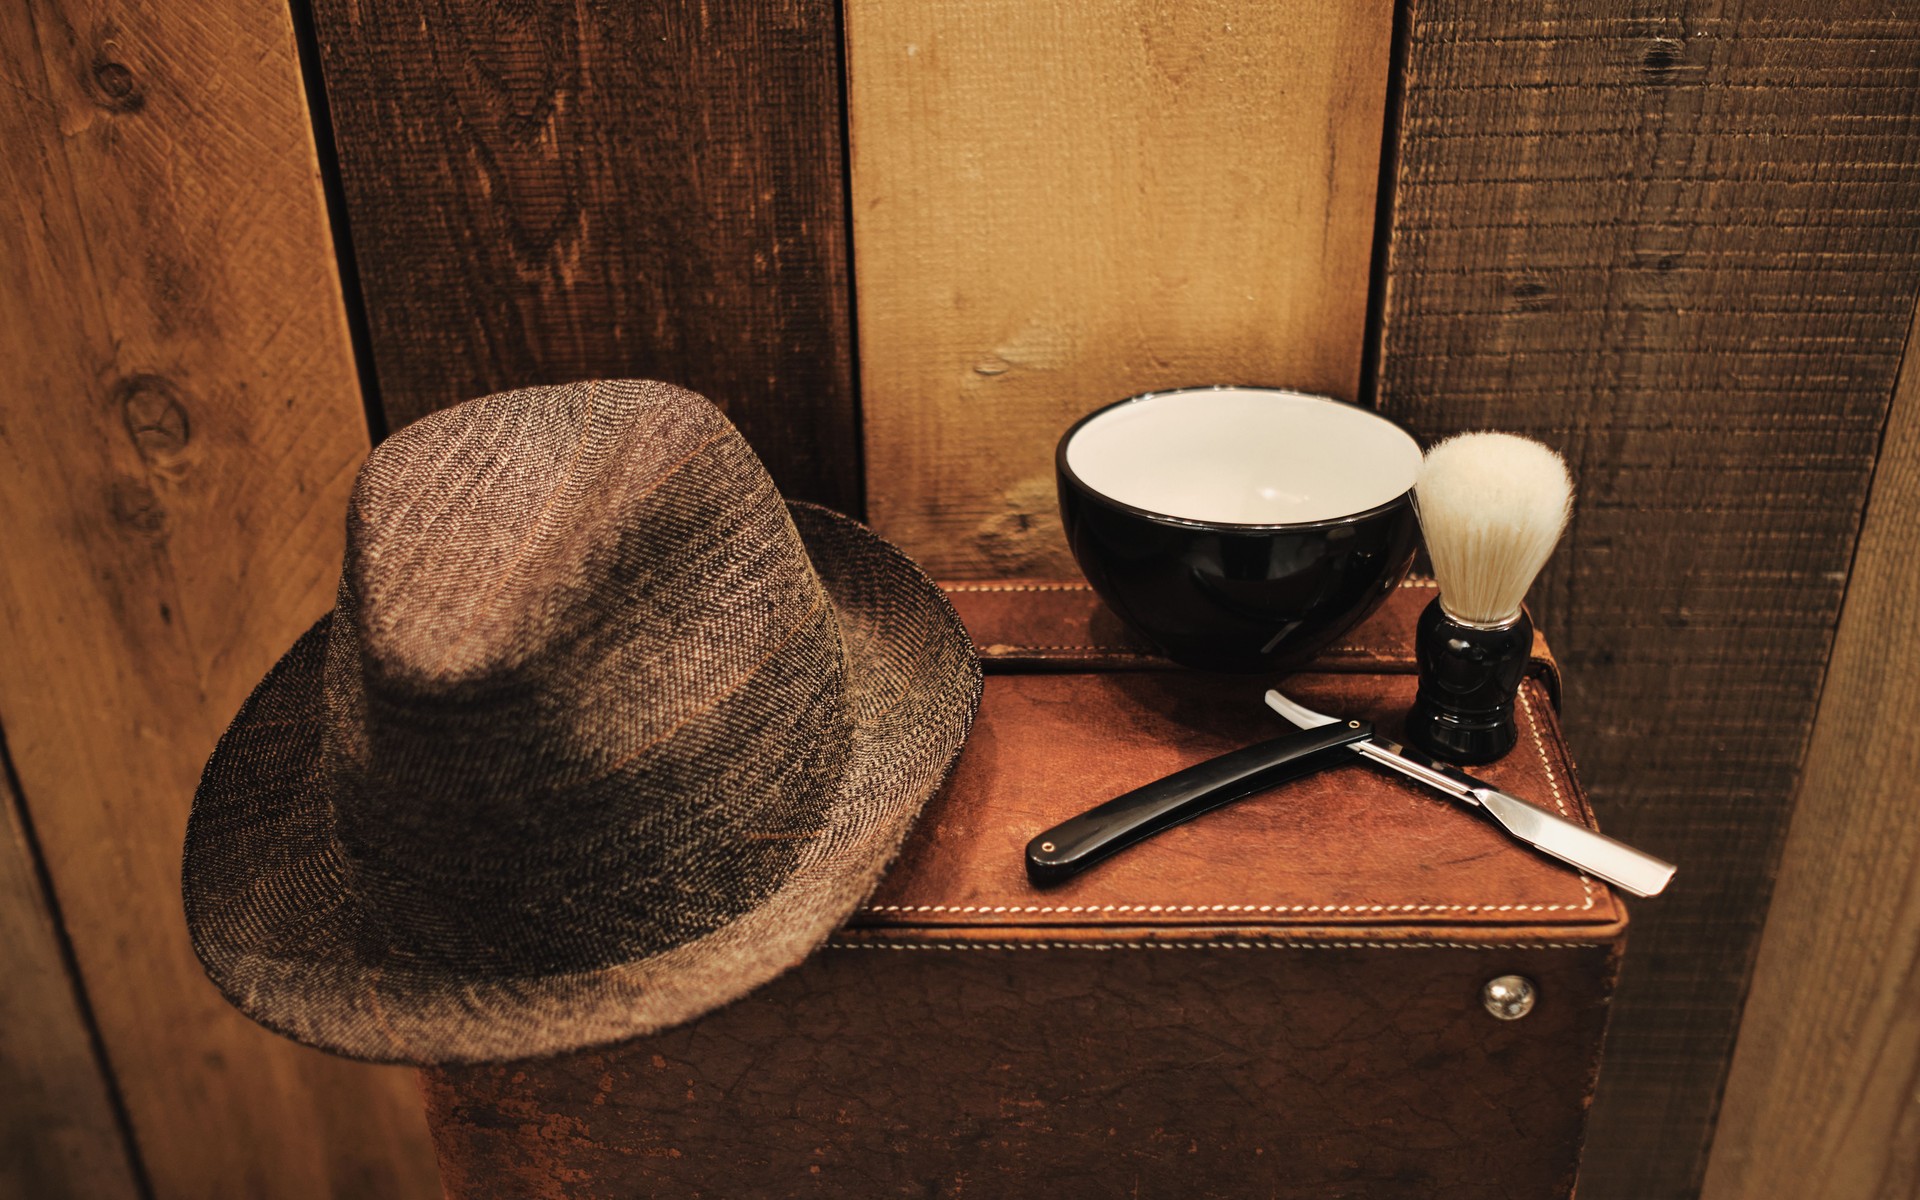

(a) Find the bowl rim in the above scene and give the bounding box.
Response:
[1056,384,1419,532]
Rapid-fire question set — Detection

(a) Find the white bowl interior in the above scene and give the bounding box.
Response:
[1064,388,1422,525]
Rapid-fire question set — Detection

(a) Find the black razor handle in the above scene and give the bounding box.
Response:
[1025,720,1373,886]
[1405,597,1532,765]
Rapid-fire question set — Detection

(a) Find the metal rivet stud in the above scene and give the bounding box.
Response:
[1482,975,1536,1020]
[1348,720,1361,728]
[1039,842,1055,853]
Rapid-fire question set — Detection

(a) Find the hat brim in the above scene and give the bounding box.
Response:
[183,502,981,1065]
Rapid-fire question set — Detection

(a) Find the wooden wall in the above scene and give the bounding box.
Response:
[2,0,1916,1196]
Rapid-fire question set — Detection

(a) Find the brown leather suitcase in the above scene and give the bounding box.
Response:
[423,579,1625,1199]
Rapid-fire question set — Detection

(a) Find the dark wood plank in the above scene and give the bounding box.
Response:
[0,0,441,1193]
[1702,302,1920,1200]
[309,0,860,512]
[1374,3,1920,1195]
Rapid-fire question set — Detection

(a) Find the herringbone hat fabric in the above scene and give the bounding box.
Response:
[182,380,981,1064]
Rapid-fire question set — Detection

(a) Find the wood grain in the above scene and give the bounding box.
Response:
[847,0,1392,576]
[1700,302,1920,1200]
[308,0,859,512]
[1374,4,1920,1196]
[0,756,141,1200]
[0,1,438,1196]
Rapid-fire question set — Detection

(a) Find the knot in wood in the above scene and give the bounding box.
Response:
[88,57,144,113]
[1510,277,1552,312]
[115,374,191,468]
[1641,39,1687,82]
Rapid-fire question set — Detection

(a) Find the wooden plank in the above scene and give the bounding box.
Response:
[308,0,859,513]
[0,755,142,1200]
[1700,303,1920,1200]
[1374,4,1920,1195]
[847,0,1393,577]
[0,1,438,1196]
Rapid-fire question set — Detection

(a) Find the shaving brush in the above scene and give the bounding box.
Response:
[1406,433,1573,764]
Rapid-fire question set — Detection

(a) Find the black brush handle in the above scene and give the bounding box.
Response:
[1025,720,1373,886]
[1405,597,1532,765]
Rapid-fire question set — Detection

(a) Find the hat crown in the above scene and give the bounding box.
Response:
[322,381,851,975]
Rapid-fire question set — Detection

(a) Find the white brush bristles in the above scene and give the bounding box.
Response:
[1414,432,1572,627]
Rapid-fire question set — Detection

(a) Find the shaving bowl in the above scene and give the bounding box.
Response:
[1057,386,1420,673]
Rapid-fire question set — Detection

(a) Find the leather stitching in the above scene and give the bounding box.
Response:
[975,646,1408,657]
[1517,682,1598,906]
[977,646,1159,654]
[944,577,1440,595]
[955,577,1439,655]
[861,902,1592,914]
[862,676,1600,917]
[827,940,1603,952]
[943,583,1095,593]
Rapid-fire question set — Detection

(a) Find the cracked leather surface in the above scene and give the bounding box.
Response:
[426,940,1617,1199]
[422,584,1622,1199]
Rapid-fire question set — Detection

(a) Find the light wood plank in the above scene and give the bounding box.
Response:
[0,1,437,1195]
[1373,4,1920,1193]
[1701,303,1920,1200]
[848,0,1392,576]
[0,760,141,1199]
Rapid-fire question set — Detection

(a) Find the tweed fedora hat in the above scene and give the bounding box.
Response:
[183,380,980,1065]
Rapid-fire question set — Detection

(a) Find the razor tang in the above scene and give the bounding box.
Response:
[1264,690,1676,898]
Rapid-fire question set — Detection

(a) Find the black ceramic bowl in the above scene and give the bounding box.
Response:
[1057,386,1421,673]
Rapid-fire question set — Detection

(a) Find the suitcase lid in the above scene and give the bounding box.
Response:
[849,579,1625,938]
